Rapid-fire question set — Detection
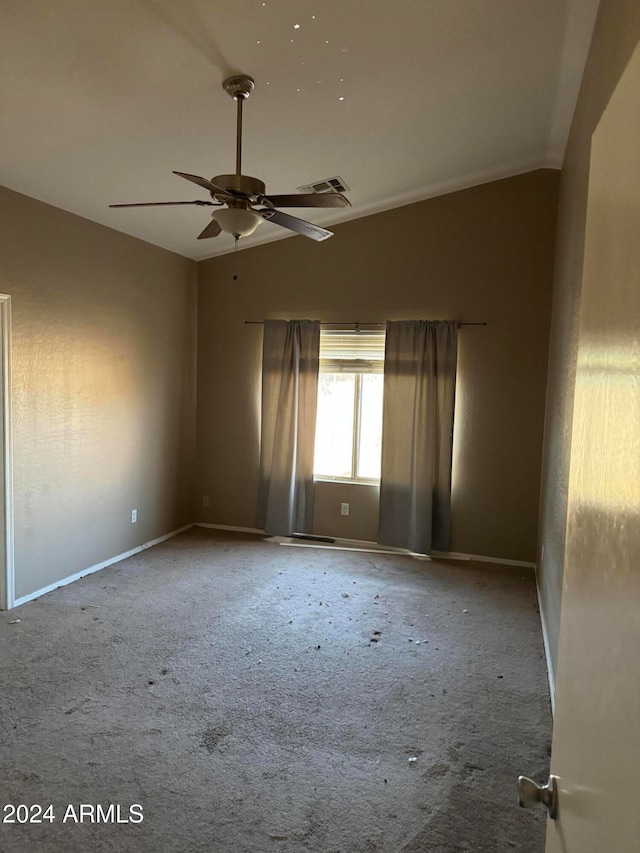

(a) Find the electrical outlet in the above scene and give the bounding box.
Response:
[131,509,137,524]
[341,502,350,516]
[202,495,209,508]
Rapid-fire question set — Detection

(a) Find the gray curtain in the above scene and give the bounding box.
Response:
[257,320,320,535]
[378,320,458,554]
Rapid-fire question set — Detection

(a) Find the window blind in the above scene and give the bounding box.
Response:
[319,330,386,374]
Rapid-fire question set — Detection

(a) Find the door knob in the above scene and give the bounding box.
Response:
[517,774,558,820]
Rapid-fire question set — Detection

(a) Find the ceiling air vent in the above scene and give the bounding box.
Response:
[297,176,350,195]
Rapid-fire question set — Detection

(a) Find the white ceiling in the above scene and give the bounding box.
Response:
[0,0,599,260]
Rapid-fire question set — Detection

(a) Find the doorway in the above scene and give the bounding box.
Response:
[0,294,14,610]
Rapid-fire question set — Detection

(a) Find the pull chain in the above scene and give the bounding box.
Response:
[233,236,239,280]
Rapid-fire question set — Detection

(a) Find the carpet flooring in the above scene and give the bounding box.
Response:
[0,528,552,852]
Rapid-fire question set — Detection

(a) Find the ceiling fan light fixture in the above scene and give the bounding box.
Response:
[214,207,263,238]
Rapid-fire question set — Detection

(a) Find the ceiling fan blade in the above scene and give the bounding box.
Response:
[265,192,351,209]
[197,219,222,240]
[109,200,215,208]
[260,209,333,241]
[173,171,230,196]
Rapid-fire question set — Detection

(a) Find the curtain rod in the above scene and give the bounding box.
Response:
[244,321,487,328]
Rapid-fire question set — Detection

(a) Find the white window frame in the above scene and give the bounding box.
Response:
[314,329,385,485]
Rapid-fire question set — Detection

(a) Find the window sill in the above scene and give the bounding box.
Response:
[314,477,380,487]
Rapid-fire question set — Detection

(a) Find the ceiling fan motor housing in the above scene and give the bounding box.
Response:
[212,174,265,201]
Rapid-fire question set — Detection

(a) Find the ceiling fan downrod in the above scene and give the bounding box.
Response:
[222,75,255,177]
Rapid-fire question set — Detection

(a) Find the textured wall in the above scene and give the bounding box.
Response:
[0,186,197,600]
[196,170,559,562]
[537,0,640,676]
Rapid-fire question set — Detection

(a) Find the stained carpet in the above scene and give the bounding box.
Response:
[0,528,552,852]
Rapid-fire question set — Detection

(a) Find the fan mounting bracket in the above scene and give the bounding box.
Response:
[223,75,255,101]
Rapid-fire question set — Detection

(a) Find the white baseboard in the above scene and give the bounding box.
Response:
[193,525,536,569]
[194,523,265,535]
[534,565,556,715]
[272,536,410,557]
[12,524,194,608]
[433,550,536,569]
[265,533,536,568]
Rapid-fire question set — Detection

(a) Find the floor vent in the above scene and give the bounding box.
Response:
[297,176,350,194]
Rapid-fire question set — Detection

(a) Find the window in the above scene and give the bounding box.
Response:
[313,330,385,482]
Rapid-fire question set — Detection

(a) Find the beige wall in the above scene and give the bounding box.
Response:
[196,170,559,562]
[313,481,380,543]
[537,0,640,676]
[0,186,198,600]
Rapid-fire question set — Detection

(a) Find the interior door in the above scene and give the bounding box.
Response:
[545,42,640,853]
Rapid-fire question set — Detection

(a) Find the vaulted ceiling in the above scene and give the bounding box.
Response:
[0,0,599,259]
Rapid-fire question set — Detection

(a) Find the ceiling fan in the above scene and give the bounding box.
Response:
[110,74,351,243]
